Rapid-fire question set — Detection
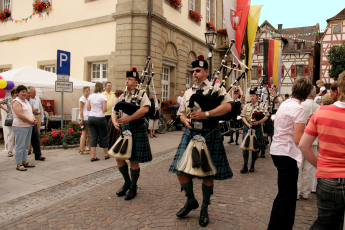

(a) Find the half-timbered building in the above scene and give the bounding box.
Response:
[319,8,345,84]
[250,21,320,95]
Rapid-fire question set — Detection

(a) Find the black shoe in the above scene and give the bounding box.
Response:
[260,152,266,158]
[240,165,248,173]
[176,200,199,217]
[116,183,131,196]
[228,139,234,144]
[199,208,209,227]
[124,185,137,200]
[235,142,239,145]
[249,163,255,172]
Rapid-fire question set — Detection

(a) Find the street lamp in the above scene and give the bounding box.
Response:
[204,26,218,81]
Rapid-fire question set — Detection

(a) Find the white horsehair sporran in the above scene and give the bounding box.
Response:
[240,129,259,152]
[177,135,217,177]
[108,130,133,160]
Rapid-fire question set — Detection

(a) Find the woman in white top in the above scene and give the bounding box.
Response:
[87,82,109,161]
[79,86,91,154]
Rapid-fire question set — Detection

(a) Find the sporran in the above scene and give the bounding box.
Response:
[108,130,133,160]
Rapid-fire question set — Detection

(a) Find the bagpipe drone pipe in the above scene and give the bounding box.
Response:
[114,57,156,118]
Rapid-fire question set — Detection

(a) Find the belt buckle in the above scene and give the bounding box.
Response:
[194,121,203,130]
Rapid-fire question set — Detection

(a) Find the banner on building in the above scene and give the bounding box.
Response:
[264,39,282,88]
[223,0,251,63]
[247,5,262,79]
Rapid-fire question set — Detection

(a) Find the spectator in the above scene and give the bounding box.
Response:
[102,82,115,124]
[0,88,18,157]
[12,85,37,171]
[26,89,45,161]
[299,74,345,230]
[284,94,289,101]
[268,77,313,229]
[79,86,91,155]
[297,86,320,200]
[330,81,338,103]
[87,82,109,162]
[108,90,123,147]
[314,80,327,105]
[149,91,160,138]
[42,105,49,130]
[28,87,44,134]
[177,91,184,112]
[321,94,333,106]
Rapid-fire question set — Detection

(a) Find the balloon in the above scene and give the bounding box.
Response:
[0,89,6,98]
[0,76,2,79]
[4,81,14,90]
[0,80,7,89]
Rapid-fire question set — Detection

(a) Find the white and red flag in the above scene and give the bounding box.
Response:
[223,0,251,62]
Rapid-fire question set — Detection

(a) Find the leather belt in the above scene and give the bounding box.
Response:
[128,119,145,125]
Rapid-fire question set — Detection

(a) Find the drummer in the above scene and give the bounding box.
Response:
[228,86,244,145]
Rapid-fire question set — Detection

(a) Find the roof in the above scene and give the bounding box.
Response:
[260,20,277,32]
[327,8,345,22]
[277,26,317,53]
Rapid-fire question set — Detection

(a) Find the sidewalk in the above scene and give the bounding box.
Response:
[0,131,318,229]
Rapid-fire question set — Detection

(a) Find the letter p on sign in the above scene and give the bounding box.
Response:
[57,50,71,76]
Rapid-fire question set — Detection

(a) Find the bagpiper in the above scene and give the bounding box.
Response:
[228,86,245,145]
[168,55,233,227]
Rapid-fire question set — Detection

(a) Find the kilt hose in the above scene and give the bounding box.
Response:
[169,127,233,180]
[243,125,266,152]
[122,123,152,163]
[264,119,274,137]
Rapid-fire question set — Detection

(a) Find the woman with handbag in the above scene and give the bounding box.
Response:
[79,86,91,155]
[148,92,160,138]
[1,88,18,157]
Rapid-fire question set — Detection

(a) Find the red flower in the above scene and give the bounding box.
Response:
[61,133,64,137]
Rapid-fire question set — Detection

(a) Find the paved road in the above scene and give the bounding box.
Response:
[0,132,318,229]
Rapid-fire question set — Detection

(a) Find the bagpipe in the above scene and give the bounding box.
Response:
[114,56,157,118]
[187,39,249,121]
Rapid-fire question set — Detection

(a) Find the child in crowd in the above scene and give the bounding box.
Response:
[321,94,333,106]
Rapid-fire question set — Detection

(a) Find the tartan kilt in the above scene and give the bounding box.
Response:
[168,127,233,180]
[121,123,152,163]
[242,125,266,151]
[264,119,274,137]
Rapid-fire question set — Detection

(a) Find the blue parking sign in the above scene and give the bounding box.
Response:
[57,50,71,76]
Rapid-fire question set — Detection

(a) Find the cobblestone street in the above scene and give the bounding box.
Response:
[0,134,317,230]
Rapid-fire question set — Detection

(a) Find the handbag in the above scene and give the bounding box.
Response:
[108,130,133,160]
[4,119,13,127]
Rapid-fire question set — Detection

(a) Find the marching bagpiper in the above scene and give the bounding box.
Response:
[168,56,233,227]
[228,86,244,145]
[240,87,269,173]
[111,68,152,200]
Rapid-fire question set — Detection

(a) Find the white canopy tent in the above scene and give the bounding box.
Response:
[0,66,95,151]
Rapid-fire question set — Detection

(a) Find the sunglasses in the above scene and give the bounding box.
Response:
[191,69,202,74]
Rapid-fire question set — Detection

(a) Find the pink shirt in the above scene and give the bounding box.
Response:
[270,98,307,167]
[12,98,34,127]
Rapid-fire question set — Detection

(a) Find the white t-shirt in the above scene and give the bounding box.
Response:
[88,93,107,117]
[78,95,89,120]
[177,96,183,111]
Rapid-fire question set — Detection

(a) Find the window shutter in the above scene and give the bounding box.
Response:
[281,65,284,75]
[291,65,296,78]
[304,65,309,76]
[258,66,262,78]
[254,43,259,54]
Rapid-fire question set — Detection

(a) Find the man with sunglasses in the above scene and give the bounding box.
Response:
[168,55,233,227]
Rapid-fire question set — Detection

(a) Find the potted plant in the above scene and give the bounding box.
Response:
[217,29,228,36]
[206,22,216,30]
[33,0,51,13]
[161,99,178,110]
[169,0,182,10]
[0,8,10,21]
[189,9,202,22]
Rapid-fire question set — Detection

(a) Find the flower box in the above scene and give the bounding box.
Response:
[206,22,216,30]
[0,8,10,21]
[169,0,182,10]
[189,9,202,22]
[33,0,51,13]
[217,29,228,36]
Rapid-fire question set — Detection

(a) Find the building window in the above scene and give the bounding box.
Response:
[186,72,191,89]
[333,24,341,34]
[206,0,211,22]
[251,66,258,79]
[296,65,304,77]
[91,62,108,83]
[189,0,195,10]
[223,16,226,29]
[3,0,11,9]
[44,66,55,73]
[297,43,302,50]
[259,43,264,53]
[0,69,9,73]
[161,66,170,102]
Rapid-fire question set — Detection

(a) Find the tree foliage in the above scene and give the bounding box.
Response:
[327,42,345,80]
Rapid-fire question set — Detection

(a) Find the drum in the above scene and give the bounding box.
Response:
[219,120,230,136]
[229,116,243,131]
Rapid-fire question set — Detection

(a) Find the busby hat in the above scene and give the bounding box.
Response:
[126,67,139,80]
[249,87,258,95]
[192,55,209,70]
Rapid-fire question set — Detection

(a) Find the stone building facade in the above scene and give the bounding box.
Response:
[0,0,231,110]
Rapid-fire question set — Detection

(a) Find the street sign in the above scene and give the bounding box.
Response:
[55,81,73,92]
[57,75,69,82]
[57,50,71,76]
